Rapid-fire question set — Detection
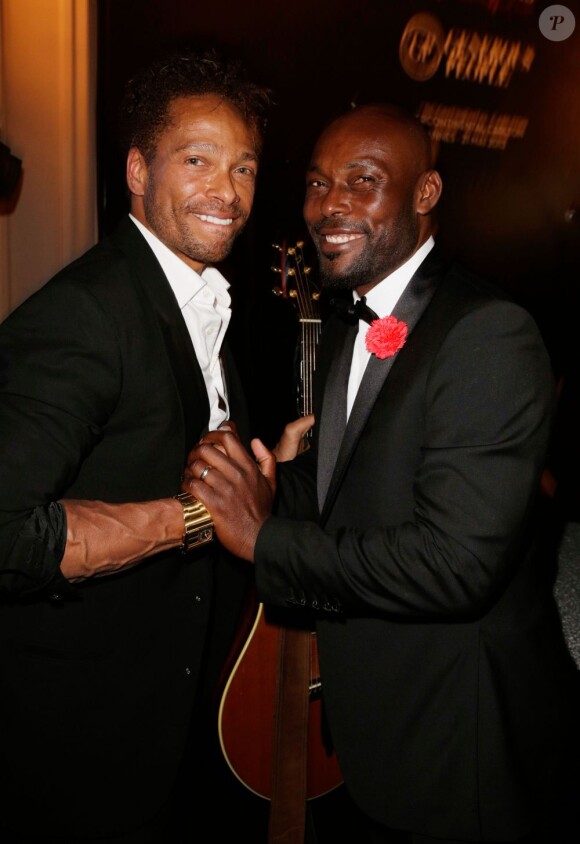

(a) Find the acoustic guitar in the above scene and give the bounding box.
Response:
[217,241,343,810]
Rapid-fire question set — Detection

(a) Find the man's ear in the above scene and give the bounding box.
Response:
[415,169,443,215]
[126,147,147,197]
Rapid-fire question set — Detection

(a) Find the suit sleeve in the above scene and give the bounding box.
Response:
[0,279,121,596]
[255,300,556,619]
[274,444,318,520]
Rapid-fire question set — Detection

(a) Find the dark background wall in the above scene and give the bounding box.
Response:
[96,0,580,447]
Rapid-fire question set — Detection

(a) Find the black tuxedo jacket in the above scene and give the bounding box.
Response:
[255,249,575,841]
[0,217,249,837]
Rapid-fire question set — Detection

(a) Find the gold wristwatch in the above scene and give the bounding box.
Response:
[174,492,214,553]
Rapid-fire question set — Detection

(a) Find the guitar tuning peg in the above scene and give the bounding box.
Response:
[312,292,320,301]
[271,266,282,273]
[287,247,296,256]
[304,266,311,275]
[272,243,282,251]
[296,240,304,248]
[289,289,298,299]
[288,268,296,277]
[272,286,284,296]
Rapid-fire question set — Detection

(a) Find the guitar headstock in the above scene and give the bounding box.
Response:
[271,240,320,321]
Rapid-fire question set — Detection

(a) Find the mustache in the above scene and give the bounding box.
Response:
[311,220,370,236]
[184,201,244,219]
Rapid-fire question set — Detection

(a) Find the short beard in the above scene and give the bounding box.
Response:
[315,201,419,292]
[318,256,374,291]
[142,172,247,266]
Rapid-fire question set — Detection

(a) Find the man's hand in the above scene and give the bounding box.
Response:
[272,413,315,462]
[182,430,276,562]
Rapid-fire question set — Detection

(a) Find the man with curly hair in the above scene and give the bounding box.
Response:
[0,49,269,842]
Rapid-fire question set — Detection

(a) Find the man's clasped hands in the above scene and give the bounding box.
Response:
[181,415,314,563]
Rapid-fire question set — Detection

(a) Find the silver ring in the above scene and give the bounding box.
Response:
[199,466,212,481]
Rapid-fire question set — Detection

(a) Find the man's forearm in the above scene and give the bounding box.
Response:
[60,498,184,581]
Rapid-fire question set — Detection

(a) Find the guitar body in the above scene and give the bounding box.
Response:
[218,596,342,801]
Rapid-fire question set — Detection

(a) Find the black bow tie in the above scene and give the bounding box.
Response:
[331,296,379,325]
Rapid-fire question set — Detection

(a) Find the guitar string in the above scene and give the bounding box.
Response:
[292,244,321,419]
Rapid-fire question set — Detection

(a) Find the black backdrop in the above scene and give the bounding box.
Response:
[97,0,580,447]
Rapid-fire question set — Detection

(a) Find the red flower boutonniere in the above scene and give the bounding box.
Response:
[365,315,408,360]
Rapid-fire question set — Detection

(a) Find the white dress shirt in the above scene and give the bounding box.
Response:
[346,237,435,418]
[130,215,231,430]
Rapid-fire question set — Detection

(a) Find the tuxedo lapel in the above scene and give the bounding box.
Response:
[112,218,209,452]
[319,248,445,523]
[317,321,357,511]
[220,339,250,446]
[156,312,209,450]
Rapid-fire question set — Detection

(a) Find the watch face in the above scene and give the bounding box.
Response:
[176,493,214,552]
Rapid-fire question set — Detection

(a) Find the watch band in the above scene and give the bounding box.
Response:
[174,492,214,553]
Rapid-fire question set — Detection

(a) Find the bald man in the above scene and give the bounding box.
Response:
[182,104,576,844]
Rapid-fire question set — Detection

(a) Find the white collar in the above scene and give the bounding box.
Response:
[356,236,435,318]
[129,214,230,309]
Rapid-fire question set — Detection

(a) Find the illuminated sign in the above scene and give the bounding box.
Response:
[417,101,529,149]
[400,12,535,86]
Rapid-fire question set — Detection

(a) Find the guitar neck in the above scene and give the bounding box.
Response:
[272,239,321,422]
[298,316,321,419]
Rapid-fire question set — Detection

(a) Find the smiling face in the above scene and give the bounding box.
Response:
[127,94,258,273]
[303,105,441,295]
